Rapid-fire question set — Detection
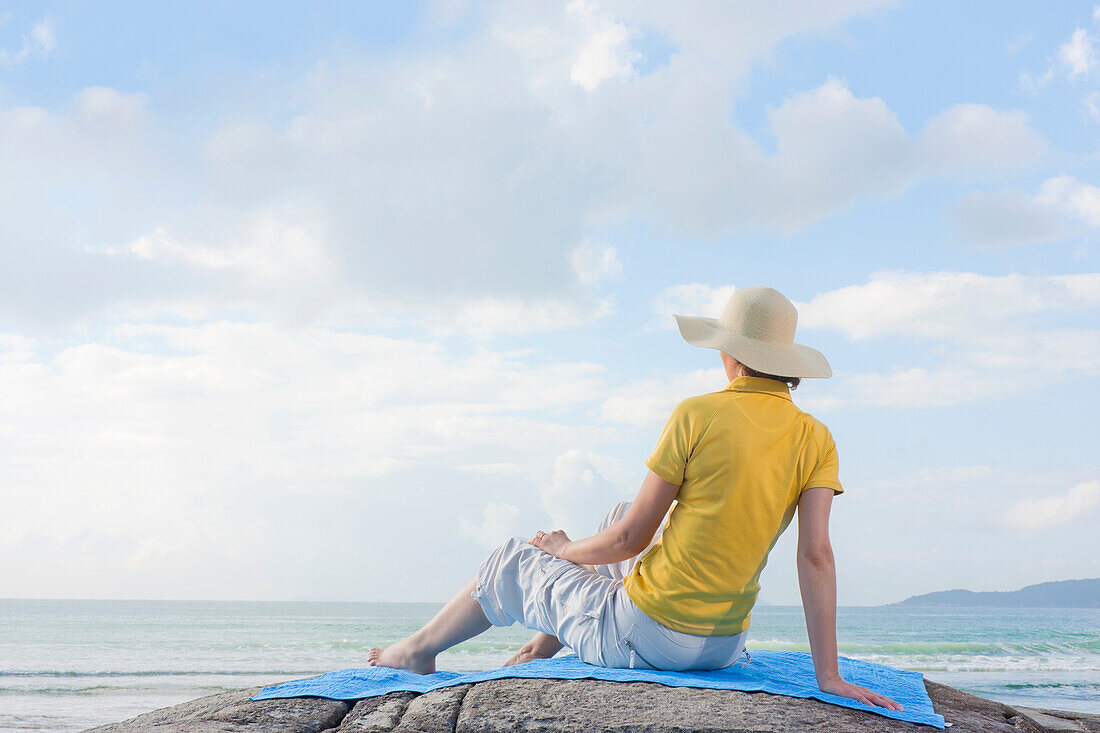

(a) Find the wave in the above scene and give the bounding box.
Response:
[1002,682,1100,690]
[747,639,1100,656]
[0,684,237,696]
[903,664,1100,673]
[0,670,317,678]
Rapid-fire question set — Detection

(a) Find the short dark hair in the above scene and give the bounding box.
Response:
[742,364,800,390]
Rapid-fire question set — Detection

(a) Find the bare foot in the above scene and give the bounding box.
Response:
[504,648,550,666]
[367,639,436,675]
[504,632,563,667]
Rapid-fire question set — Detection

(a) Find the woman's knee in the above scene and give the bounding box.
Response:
[596,501,632,532]
[484,535,527,561]
[482,536,547,581]
[500,535,528,552]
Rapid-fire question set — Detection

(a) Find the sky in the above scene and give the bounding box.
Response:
[0,0,1097,606]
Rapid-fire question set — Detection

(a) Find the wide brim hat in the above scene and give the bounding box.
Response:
[673,286,832,378]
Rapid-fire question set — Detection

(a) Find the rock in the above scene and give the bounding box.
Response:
[922,680,1033,733]
[331,692,417,732]
[83,686,348,733]
[86,678,1100,733]
[391,685,471,733]
[1015,707,1100,733]
[457,678,899,732]
[454,678,1052,733]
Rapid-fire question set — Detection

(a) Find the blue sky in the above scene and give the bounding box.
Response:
[0,1,1097,605]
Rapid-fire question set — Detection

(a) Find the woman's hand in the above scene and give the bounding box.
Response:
[817,675,903,711]
[528,529,572,559]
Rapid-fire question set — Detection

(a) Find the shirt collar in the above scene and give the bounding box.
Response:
[722,375,792,401]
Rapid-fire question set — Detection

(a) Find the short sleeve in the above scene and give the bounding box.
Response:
[645,399,692,486]
[804,424,844,495]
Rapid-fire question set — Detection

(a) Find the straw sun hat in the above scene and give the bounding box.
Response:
[673,286,832,379]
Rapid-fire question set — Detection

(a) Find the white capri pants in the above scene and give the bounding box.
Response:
[470,501,748,671]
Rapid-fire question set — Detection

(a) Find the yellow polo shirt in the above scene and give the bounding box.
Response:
[623,375,843,635]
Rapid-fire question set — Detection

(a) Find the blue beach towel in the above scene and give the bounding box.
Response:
[252,649,945,729]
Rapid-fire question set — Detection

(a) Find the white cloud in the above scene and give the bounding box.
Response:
[1086,90,1100,121]
[1059,28,1096,79]
[570,24,637,90]
[950,190,1070,248]
[0,5,1050,328]
[426,294,614,337]
[460,502,522,547]
[95,227,614,339]
[870,464,994,491]
[799,270,1100,341]
[569,238,622,285]
[0,334,36,364]
[0,321,633,597]
[428,0,473,26]
[455,462,526,474]
[951,175,1100,247]
[649,282,736,329]
[966,328,1100,375]
[0,17,53,66]
[646,271,1100,411]
[1003,480,1100,531]
[635,77,1045,236]
[771,76,912,178]
[849,367,1014,408]
[802,271,1100,405]
[105,215,330,281]
[1018,64,1055,92]
[1035,175,1100,226]
[600,367,725,427]
[1017,26,1095,90]
[567,0,641,91]
[540,449,630,537]
[74,86,146,127]
[917,104,1046,174]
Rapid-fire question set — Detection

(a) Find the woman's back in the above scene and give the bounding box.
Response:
[623,375,842,636]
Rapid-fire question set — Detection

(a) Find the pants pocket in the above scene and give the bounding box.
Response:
[618,625,664,670]
[546,563,613,618]
[599,620,641,669]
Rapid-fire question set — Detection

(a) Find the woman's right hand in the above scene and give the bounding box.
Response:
[817,675,904,711]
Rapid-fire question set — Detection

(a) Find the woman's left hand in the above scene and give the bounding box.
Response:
[529,529,571,559]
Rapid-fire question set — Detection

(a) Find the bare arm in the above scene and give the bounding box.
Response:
[529,469,679,565]
[797,488,902,711]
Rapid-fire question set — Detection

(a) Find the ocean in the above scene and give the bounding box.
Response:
[1,600,1097,732]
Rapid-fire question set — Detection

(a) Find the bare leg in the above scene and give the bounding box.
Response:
[504,631,564,666]
[367,577,490,674]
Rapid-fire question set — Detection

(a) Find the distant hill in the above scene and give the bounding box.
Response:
[890,578,1100,608]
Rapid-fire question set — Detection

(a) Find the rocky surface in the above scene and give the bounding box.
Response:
[85,678,1100,732]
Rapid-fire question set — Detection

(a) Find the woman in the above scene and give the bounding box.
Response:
[369,286,902,711]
